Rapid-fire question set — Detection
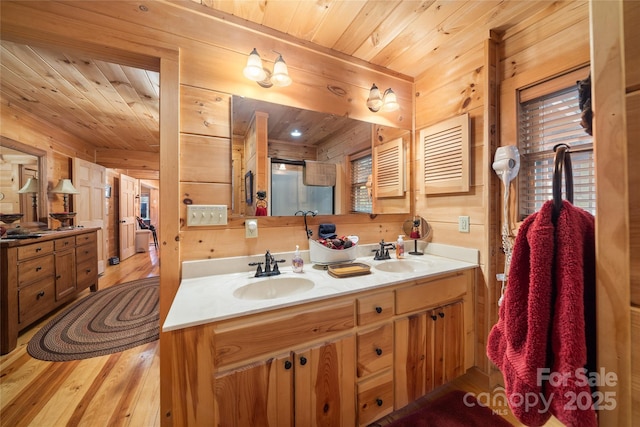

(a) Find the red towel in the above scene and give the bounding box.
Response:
[487,200,596,426]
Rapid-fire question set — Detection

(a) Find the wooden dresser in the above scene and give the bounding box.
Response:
[0,228,99,355]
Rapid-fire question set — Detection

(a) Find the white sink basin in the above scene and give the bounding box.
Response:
[233,277,315,300]
[374,260,431,273]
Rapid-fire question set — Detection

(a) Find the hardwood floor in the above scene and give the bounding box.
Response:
[1,243,564,427]
[0,245,160,427]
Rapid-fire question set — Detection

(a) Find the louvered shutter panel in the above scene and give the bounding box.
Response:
[374,138,404,198]
[419,113,470,195]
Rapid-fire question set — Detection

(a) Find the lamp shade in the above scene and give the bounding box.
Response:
[271,55,292,87]
[51,178,80,194]
[366,84,384,112]
[18,177,39,194]
[243,48,267,82]
[382,88,399,112]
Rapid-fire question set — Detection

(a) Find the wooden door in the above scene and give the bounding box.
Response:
[294,335,356,427]
[73,158,107,274]
[19,166,38,222]
[441,301,464,383]
[214,353,293,427]
[118,173,137,261]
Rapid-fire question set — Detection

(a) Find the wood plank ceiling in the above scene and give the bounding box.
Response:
[1,1,554,175]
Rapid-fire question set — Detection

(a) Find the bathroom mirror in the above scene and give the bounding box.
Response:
[232,96,410,216]
[0,137,47,224]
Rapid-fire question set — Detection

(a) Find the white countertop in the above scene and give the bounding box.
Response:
[162,242,478,332]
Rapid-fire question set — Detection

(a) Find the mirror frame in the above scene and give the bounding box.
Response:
[0,136,48,225]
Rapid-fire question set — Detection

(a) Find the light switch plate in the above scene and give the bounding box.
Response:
[186,205,228,226]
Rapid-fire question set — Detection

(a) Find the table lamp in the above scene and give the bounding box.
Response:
[18,177,39,221]
[50,179,80,229]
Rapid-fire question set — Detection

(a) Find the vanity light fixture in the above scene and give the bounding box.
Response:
[18,177,39,220]
[51,178,79,212]
[366,83,400,113]
[243,48,292,88]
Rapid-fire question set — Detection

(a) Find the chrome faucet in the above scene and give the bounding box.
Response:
[249,250,285,277]
[372,240,394,260]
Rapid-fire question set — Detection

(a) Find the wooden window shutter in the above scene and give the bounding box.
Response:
[374,137,404,198]
[419,113,470,195]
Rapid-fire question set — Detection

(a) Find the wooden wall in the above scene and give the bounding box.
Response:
[414,1,591,377]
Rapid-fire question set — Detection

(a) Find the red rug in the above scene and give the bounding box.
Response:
[384,390,513,427]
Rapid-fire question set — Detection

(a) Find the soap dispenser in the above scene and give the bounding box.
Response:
[396,235,405,259]
[292,245,304,273]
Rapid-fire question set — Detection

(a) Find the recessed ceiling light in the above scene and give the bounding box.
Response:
[291,129,302,137]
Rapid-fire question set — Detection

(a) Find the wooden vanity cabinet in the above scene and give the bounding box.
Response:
[168,267,476,427]
[0,228,99,354]
[394,271,472,409]
[211,300,356,427]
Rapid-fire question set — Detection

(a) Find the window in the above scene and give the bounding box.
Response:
[518,70,595,219]
[350,153,372,213]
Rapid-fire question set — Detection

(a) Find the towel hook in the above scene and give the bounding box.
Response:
[552,143,574,220]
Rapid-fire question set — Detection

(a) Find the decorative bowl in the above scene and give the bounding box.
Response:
[49,212,77,221]
[0,213,24,224]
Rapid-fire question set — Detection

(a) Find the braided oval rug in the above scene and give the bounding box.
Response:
[27,277,159,361]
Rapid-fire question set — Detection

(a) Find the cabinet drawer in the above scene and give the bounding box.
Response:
[395,273,467,315]
[357,370,394,427]
[76,243,96,264]
[76,257,97,290]
[17,241,54,260]
[18,279,56,326]
[214,299,354,367]
[357,323,393,377]
[55,236,75,251]
[18,255,55,287]
[75,232,96,246]
[357,291,394,325]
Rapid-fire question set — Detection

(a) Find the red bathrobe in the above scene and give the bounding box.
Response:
[487,200,596,426]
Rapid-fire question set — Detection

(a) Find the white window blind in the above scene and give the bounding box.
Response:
[518,81,595,219]
[351,155,372,213]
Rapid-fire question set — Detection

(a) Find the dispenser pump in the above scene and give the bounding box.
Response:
[292,245,304,273]
[396,235,405,259]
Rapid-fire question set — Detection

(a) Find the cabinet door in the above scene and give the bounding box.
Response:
[54,249,76,300]
[440,301,464,383]
[394,312,427,408]
[295,335,356,427]
[214,353,293,427]
[394,301,465,409]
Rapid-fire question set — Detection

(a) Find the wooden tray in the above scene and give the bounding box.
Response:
[328,262,371,278]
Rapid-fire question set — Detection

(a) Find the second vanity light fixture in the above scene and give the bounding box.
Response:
[366,83,399,112]
[243,48,292,88]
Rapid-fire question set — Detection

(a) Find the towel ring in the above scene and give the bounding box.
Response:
[552,144,574,220]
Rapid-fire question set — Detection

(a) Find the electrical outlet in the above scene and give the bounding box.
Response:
[245,219,258,238]
[458,216,470,233]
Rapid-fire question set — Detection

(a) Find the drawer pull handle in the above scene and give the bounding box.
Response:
[299,356,307,366]
[36,266,42,272]
[35,247,42,252]
[438,312,445,318]
[284,360,292,370]
[86,269,92,274]
[431,314,437,321]
[375,348,383,356]
[375,306,382,314]
[37,291,45,299]
[376,398,383,407]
